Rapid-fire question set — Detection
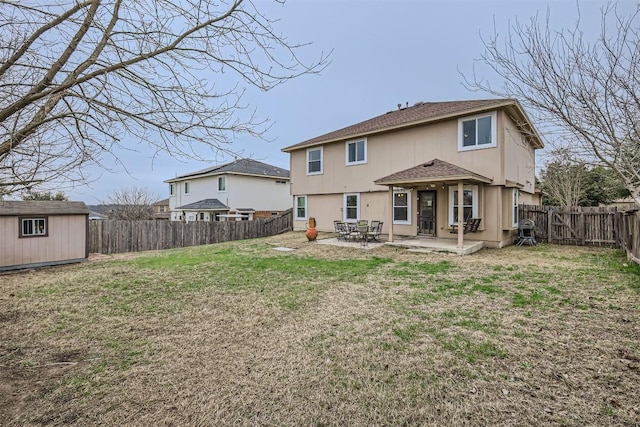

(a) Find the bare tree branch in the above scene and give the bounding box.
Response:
[0,0,331,195]
[463,2,640,206]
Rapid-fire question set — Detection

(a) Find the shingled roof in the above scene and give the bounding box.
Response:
[282,99,543,151]
[166,158,289,182]
[374,159,493,186]
[0,201,89,216]
[175,199,229,211]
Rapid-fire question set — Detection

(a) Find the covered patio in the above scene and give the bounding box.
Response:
[374,159,493,250]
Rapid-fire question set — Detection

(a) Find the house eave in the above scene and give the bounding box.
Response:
[282,101,519,153]
[164,171,290,183]
[375,174,493,187]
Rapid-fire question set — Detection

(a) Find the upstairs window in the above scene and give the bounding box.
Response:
[307,147,323,175]
[346,138,367,165]
[169,183,175,196]
[184,181,191,195]
[458,112,497,151]
[20,217,47,237]
[218,176,226,191]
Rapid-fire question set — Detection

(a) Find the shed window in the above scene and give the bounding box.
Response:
[20,217,48,237]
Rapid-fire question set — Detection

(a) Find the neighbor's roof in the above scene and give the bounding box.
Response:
[175,199,229,211]
[0,201,89,216]
[165,158,290,183]
[374,159,493,186]
[152,198,169,206]
[282,99,544,151]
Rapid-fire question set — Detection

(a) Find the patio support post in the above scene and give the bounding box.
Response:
[457,181,464,249]
[388,186,394,242]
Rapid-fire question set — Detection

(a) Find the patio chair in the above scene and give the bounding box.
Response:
[368,221,383,242]
[450,218,481,234]
[334,221,350,241]
[357,223,370,246]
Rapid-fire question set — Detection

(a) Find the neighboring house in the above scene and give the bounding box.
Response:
[152,198,170,220]
[164,158,291,222]
[0,201,89,271]
[282,99,544,248]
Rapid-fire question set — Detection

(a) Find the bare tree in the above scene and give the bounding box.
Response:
[104,186,157,220]
[464,3,640,206]
[0,0,330,195]
[538,148,587,207]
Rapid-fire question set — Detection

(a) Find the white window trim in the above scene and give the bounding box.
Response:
[512,189,519,228]
[458,111,497,152]
[343,193,360,223]
[20,217,47,237]
[295,195,307,220]
[448,185,479,225]
[393,189,412,225]
[184,181,191,195]
[218,176,226,192]
[169,183,175,197]
[345,138,367,166]
[306,147,323,175]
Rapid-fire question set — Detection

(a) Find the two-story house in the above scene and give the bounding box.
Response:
[152,198,170,220]
[164,159,291,222]
[282,99,544,248]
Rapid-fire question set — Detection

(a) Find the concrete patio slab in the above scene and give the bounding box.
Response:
[314,235,483,255]
[385,237,484,255]
[315,237,384,250]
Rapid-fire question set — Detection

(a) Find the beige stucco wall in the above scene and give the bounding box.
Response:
[289,108,540,247]
[0,215,87,269]
[290,111,535,197]
[502,111,537,195]
[295,185,521,247]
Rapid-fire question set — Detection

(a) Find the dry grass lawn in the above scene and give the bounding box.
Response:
[1,232,639,426]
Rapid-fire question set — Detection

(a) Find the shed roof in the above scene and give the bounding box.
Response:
[374,159,493,186]
[165,158,290,182]
[175,199,229,211]
[282,99,544,151]
[0,201,89,216]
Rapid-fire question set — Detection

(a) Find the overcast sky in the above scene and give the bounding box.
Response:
[64,0,621,203]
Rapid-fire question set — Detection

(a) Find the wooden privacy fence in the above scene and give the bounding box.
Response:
[520,204,640,264]
[89,209,292,254]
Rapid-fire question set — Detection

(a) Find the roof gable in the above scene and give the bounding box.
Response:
[166,158,290,182]
[175,199,229,211]
[374,159,493,186]
[282,99,543,151]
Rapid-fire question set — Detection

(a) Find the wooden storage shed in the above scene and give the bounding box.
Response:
[0,201,89,271]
